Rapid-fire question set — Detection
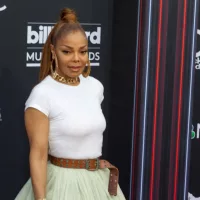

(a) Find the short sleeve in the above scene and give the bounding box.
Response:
[99,81,104,104]
[25,86,50,117]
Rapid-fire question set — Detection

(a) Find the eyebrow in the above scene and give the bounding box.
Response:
[60,45,87,49]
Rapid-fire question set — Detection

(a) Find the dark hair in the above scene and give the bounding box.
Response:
[39,8,87,81]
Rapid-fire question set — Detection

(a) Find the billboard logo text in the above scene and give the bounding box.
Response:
[26,23,102,67]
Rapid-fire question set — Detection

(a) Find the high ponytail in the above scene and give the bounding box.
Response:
[39,29,53,81]
[60,8,78,23]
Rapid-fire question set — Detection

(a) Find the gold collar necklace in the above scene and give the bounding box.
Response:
[52,71,80,86]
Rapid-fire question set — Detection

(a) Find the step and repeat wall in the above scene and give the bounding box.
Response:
[1,1,200,199]
[0,1,115,199]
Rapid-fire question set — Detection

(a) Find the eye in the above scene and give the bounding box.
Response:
[81,50,88,54]
[62,50,70,54]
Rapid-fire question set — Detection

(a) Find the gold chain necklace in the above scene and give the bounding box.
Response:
[52,71,80,85]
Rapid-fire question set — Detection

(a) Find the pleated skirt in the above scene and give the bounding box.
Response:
[15,162,126,200]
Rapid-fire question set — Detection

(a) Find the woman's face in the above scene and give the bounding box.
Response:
[52,31,88,78]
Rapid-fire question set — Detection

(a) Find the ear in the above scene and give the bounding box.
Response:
[50,44,55,59]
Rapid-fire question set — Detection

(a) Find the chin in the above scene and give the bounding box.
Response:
[68,72,82,78]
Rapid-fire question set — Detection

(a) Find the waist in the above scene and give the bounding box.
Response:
[48,151,102,160]
[48,155,101,171]
[48,155,119,196]
[48,139,103,159]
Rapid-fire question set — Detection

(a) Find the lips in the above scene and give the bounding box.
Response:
[69,66,81,72]
[70,66,81,69]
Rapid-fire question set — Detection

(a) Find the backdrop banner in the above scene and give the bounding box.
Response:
[129,0,199,199]
[0,1,114,199]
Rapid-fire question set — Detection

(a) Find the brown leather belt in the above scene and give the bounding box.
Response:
[49,155,119,196]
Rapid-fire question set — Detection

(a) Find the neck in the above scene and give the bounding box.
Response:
[52,70,80,86]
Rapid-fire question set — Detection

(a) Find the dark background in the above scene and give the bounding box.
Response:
[1,0,199,199]
[0,0,138,199]
[189,17,200,197]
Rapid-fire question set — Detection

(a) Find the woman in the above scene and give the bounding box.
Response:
[15,8,126,200]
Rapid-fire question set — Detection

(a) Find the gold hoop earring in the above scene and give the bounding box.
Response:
[51,57,59,77]
[82,61,91,78]
[50,60,55,75]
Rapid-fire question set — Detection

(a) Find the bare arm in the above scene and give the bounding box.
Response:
[25,108,49,200]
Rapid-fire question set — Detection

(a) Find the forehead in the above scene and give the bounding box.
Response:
[56,31,88,47]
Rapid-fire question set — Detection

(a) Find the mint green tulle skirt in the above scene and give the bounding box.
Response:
[15,162,126,200]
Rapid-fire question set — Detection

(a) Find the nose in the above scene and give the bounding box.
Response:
[73,52,80,63]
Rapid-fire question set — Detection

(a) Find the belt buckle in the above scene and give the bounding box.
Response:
[85,158,99,171]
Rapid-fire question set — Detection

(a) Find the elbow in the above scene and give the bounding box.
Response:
[29,145,48,162]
